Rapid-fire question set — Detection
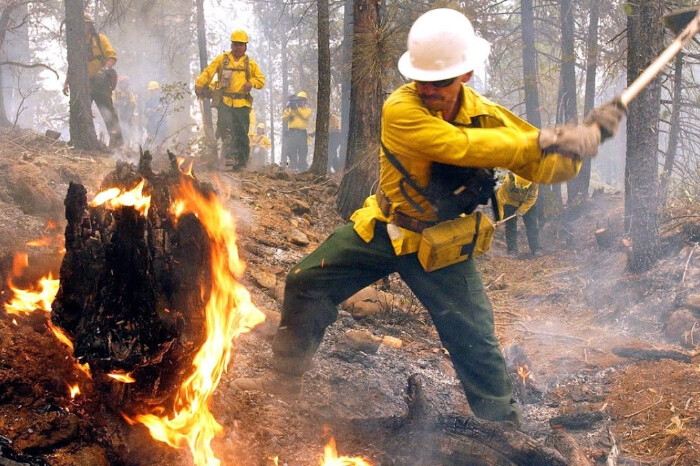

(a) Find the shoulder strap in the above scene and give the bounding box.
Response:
[244,56,250,81]
[379,139,429,214]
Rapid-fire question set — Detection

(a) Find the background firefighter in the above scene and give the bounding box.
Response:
[195,29,265,170]
[233,8,626,429]
[496,173,541,256]
[282,91,313,171]
[63,13,123,148]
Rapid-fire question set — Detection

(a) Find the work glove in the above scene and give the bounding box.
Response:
[583,98,627,142]
[538,123,601,158]
[194,85,205,98]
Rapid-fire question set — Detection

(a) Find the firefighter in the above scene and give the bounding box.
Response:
[496,173,541,256]
[327,113,342,173]
[249,122,271,170]
[282,91,312,171]
[114,75,136,148]
[234,9,625,428]
[63,13,123,148]
[195,29,266,170]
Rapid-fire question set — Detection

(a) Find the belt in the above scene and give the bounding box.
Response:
[376,189,436,233]
[224,92,252,99]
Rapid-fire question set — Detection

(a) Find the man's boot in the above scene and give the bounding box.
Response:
[233,370,303,396]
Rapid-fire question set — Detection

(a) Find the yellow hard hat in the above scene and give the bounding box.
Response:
[257,122,265,130]
[147,81,160,90]
[296,91,308,99]
[513,174,532,189]
[230,30,249,43]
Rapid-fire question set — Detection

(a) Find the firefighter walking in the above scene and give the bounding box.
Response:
[195,29,265,170]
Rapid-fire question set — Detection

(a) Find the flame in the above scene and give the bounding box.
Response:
[177,157,195,178]
[68,383,81,399]
[517,364,531,386]
[321,437,372,466]
[90,180,151,217]
[108,371,136,383]
[126,176,264,466]
[26,220,65,253]
[4,257,59,316]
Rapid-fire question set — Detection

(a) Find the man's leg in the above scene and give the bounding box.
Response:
[297,130,309,171]
[92,90,123,148]
[235,223,397,393]
[231,106,251,167]
[522,206,541,254]
[399,256,522,427]
[503,204,518,254]
[217,104,235,165]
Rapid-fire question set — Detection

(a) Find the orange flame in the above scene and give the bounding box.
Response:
[26,220,65,253]
[517,364,531,386]
[321,437,372,466]
[68,383,81,399]
[126,177,264,466]
[108,371,136,383]
[4,255,59,316]
[90,180,151,216]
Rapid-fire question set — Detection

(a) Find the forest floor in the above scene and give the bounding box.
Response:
[0,128,699,465]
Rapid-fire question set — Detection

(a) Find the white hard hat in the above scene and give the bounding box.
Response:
[397,9,491,81]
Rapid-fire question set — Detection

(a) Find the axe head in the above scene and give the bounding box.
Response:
[664,5,700,34]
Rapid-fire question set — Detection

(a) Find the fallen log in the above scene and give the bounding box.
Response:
[611,346,698,363]
[51,150,213,411]
[338,374,567,465]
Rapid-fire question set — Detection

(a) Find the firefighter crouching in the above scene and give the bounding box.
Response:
[496,173,541,256]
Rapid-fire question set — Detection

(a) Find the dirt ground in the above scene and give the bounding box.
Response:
[0,128,699,465]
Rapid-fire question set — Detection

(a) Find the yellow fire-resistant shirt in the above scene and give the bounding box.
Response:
[350,82,581,256]
[496,173,539,218]
[250,133,271,151]
[88,34,117,78]
[196,52,265,108]
[283,105,312,130]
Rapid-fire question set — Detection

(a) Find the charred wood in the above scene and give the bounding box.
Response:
[611,346,696,363]
[51,150,214,412]
[340,375,567,466]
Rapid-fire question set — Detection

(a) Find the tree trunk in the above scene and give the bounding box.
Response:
[338,0,353,173]
[520,0,544,226]
[625,0,662,273]
[310,0,330,175]
[572,0,599,201]
[336,0,382,219]
[0,3,18,127]
[195,0,216,161]
[660,52,683,205]
[65,0,101,150]
[559,0,580,208]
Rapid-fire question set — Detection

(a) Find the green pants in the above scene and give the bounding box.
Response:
[217,104,250,166]
[272,221,522,426]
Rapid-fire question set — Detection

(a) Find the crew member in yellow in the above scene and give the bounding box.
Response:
[282,91,312,171]
[327,113,342,173]
[496,172,540,256]
[195,29,265,170]
[249,122,272,170]
[234,9,626,428]
[63,13,123,148]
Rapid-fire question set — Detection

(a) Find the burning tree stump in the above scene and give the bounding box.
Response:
[51,151,213,411]
[341,375,567,465]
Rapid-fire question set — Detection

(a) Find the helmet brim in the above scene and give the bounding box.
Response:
[397,36,490,82]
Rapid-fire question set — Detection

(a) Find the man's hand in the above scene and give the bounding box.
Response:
[538,124,601,158]
[195,85,210,98]
[62,81,70,96]
[241,81,253,93]
[583,98,627,142]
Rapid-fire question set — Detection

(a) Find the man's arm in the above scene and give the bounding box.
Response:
[195,55,222,96]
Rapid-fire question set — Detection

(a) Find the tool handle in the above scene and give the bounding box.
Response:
[620,8,700,106]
